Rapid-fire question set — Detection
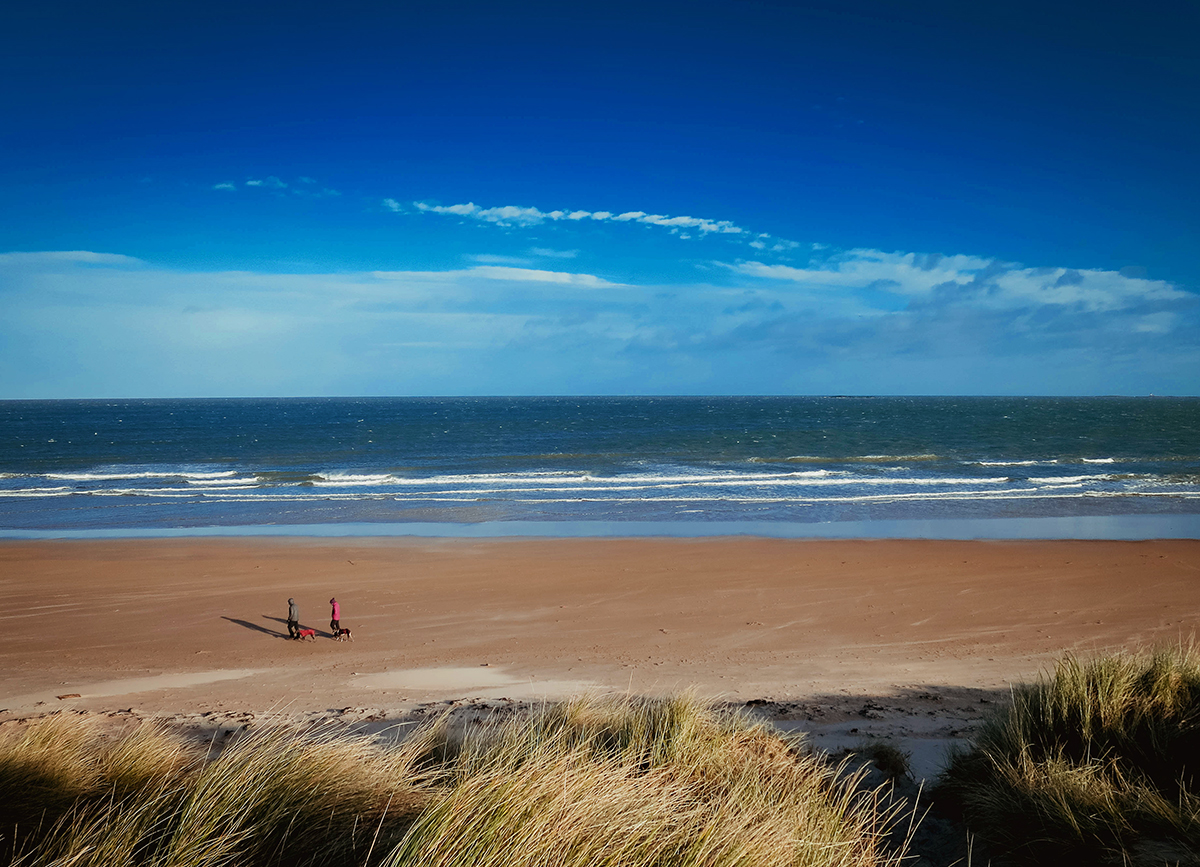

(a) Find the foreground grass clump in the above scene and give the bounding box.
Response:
[0,696,905,867]
[0,714,433,867]
[384,694,904,867]
[0,712,194,834]
[939,646,1200,865]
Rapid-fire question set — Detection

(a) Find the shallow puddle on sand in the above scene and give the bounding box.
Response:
[82,669,264,695]
[355,667,523,691]
[354,666,595,698]
[774,719,969,783]
[1,669,262,711]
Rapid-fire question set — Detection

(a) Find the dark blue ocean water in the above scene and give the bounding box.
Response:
[2,397,1198,537]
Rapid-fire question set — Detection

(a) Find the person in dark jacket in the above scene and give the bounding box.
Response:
[287,597,300,639]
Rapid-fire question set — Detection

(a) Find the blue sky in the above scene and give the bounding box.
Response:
[1,0,1197,397]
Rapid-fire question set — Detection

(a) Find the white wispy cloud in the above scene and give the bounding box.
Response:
[3,249,1195,396]
[528,247,578,259]
[0,251,145,267]
[731,249,1190,313]
[472,254,532,266]
[221,183,792,250]
[406,199,792,245]
[413,202,547,226]
[213,175,337,198]
[749,235,801,252]
[372,265,619,288]
[471,266,616,287]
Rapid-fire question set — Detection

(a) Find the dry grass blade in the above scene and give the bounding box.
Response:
[382,694,904,867]
[938,643,1200,864]
[0,696,905,867]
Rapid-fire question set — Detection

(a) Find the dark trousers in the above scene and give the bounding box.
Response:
[330,619,340,634]
[287,619,300,639]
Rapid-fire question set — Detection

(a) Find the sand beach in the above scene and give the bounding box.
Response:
[2,536,1198,777]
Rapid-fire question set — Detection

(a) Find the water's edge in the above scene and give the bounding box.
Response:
[3,514,1198,541]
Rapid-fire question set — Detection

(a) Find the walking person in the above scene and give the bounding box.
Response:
[287,597,300,640]
[329,597,341,636]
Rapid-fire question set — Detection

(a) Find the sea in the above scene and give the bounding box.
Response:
[2,396,1198,540]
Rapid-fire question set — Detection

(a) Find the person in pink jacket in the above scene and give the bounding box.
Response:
[329,597,341,636]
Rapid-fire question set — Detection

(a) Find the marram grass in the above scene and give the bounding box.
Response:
[0,714,435,867]
[939,644,1200,865]
[0,714,194,839]
[384,694,903,867]
[0,696,905,867]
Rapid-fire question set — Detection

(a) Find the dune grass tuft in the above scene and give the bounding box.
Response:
[0,696,905,867]
[383,693,904,867]
[1,714,433,867]
[938,644,1200,864]
[0,712,197,859]
[853,741,910,782]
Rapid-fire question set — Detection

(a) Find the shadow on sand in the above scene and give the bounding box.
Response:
[221,616,291,638]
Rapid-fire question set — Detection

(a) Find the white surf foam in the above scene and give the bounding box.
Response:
[46,470,238,481]
[973,460,1045,467]
[1030,474,1113,484]
[184,477,259,487]
[313,472,397,486]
